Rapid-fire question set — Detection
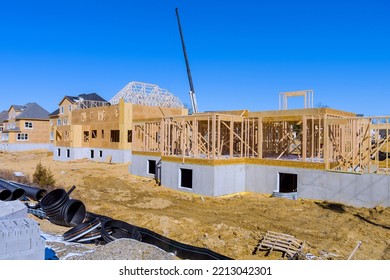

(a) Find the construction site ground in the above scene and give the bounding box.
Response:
[1,150,389,260]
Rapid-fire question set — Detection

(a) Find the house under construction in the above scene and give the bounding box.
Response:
[51,82,187,163]
[129,89,390,208]
[46,83,390,207]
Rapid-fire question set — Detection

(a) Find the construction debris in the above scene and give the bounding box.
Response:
[256,231,304,259]
[347,241,362,260]
[26,185,232,260]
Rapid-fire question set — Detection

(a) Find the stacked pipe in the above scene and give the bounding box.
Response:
[0,178,47,201]
[0,185,12,201]
[40,186,86,227]
[8,181,47,201]
[0,179,26,201]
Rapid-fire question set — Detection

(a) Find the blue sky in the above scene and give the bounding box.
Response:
[0,0,389,116]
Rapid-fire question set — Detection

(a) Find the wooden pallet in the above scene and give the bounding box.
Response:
[257,231,303,259]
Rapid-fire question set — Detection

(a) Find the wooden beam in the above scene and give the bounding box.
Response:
[258,117,263,158]
[217,116,221,158]
[230,116,234,157]
[212,115,216,159]
[324,117,329,169]
[302,115,307,161]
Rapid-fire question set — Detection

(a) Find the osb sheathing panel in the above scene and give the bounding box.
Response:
[71,104,123,125]
[72,125,84,148]
[168,113,244,122]
[195,110,248,117]
[161,156,325,169]
[132,104,187,121]
[55,125,73,147]
[246,158,326,170]
[56,101,132,149]
[132,151,162,157]
[161,156,247,166]
[248,108,356,118]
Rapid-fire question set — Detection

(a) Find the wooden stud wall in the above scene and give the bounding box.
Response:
[327,116,390,174]
[132,110,390,174]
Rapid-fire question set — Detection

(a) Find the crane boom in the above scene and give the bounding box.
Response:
[175,8,198,114]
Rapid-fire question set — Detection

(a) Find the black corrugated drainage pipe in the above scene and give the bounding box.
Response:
[135,225,233,260]
[63,217,101,242]
[101,219,142,243]
[40,187,85,227]
[54,199,86,227]
[0,179,26,200]
[0,186,12,201]
[8,181,47,201]
[40,188,69,219]
[97,216,232,260]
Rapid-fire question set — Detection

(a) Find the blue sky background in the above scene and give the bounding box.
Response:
[0,0,389,115]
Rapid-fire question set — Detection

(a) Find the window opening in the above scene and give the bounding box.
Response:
[278,173,297,193]
[110,130,120,142]
[180,168,193,189]
[148,160,156,175]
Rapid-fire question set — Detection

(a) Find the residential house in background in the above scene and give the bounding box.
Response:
[49,108,59,146]
[0,111,8,143]
[0,103,51,151]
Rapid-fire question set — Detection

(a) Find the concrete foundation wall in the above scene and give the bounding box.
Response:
[131,154,390,207]
[131,155,246,196]
[0,143,52,152]
[54,146,132,163]
[161,161,216,196]
[130,154,161,179]
[246,165,390,208]
[214,164,246,196]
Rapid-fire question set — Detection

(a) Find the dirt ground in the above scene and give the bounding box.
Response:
[1,150,389,260]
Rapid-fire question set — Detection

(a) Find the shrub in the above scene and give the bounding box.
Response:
[32,162,55,190]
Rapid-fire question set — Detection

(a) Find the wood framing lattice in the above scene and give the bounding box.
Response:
[109,81,184,109]
[132,108,390,174]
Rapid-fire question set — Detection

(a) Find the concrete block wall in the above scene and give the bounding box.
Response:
[0,201,45,260]
[0,200,27,220]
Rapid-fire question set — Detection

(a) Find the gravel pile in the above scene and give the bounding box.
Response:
[67,238,177,260]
